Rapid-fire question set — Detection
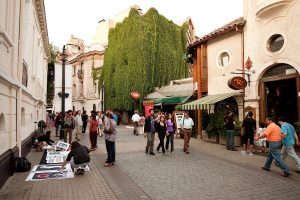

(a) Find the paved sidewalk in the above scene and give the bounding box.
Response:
[0,125,300,200]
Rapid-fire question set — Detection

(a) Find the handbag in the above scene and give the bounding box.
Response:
[104,120,113,134]
[15,157,31,172]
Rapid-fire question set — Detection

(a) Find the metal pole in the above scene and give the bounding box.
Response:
[61,45,66,132]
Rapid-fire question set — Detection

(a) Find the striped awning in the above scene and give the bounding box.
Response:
[177,92,241,110]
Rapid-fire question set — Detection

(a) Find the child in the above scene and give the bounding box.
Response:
[257,122,267,153]
[61,141,91,175]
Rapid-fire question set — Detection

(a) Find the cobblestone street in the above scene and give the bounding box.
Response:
[1,125,300,200]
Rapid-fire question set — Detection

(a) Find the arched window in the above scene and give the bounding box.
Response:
[21,108,25,126]
[0,113,5,135]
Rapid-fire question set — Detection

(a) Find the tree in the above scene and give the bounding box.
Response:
[46,43,59,105]
[97,8,189,110]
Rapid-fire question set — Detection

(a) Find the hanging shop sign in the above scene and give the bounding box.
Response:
[228,77,247,90]
[131,91,140,100]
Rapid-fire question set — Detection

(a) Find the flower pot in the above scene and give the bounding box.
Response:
[202,130,218,143]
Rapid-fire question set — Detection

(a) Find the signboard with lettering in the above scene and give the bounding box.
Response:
[228,77,247,90]
[131,91,140,100]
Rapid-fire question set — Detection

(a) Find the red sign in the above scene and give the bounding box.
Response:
[228,77,247,90]
[131,91,140,100]
[144,105,154,117]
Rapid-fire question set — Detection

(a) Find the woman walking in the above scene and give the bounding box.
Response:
[89,113,98,151]
[75,110,83,141]
[156,116,167,154]
[165,114,176,153]
[104,112,117,167]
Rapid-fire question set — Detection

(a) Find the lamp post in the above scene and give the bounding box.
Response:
[60,44,80,134]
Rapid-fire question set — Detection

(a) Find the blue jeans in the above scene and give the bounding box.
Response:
[165,132,174,152]
[264,141,290,174]
[226,130,235,149]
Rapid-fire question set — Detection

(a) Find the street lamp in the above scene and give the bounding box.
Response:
[60,44,80,135]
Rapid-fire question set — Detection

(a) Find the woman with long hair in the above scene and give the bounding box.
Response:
[165,113,176,153]
[156,115,167,154]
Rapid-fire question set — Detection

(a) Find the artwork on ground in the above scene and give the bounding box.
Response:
[56,141,70,151]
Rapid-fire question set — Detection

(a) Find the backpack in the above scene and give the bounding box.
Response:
[15,157,31,172]
[65,116,74,129]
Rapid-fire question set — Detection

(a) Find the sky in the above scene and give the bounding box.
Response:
[45,0,243,49]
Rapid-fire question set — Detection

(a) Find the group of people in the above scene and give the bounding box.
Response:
[144,109,194,155]
[226,110,300,177]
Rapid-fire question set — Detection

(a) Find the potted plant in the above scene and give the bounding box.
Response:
[204,112,225,143]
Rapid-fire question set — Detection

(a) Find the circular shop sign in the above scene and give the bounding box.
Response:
[228,77,247,90]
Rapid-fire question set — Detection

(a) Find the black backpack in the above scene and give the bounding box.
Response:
[15,157,31,172]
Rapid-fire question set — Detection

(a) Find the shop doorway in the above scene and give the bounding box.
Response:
[259,64,299,124]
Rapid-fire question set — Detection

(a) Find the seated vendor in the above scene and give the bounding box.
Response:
[61,141,91,175]
[34,131,54,152]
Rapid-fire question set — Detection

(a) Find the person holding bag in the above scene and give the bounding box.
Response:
[104,112,117,167]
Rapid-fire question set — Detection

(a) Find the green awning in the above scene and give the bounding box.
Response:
[154,96,190,105]
[177,92,241,110]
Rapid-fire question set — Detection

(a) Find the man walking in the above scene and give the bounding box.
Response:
[180,111,194,154]
[64,110,75,144]
[144,109,156,155]
[131,111,140,136]
[255,116,292,177]
[278,116,300,173]
[224,111,237,151]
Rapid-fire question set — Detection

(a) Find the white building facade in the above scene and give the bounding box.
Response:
[0,0,50,187]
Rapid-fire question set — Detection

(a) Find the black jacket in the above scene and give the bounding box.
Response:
[144,116,156,133]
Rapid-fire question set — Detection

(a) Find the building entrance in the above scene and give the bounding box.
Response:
[259,64,299,124]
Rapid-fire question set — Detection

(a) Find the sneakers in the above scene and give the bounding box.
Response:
[171,151,174,154]
[248,152,253,156]
[281,171,291,177]
[230,148,238,151]
[149,152,155,155]
[241,151,247,155]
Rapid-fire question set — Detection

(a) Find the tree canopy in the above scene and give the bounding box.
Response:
[98,8,189,110]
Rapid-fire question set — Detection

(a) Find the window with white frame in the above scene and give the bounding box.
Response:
[218,52,230,68]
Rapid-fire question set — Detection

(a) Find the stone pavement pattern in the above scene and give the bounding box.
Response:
[0,125,300,200]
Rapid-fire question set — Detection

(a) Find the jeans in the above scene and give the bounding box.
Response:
[281,145,300,170]
[82,122,87,133]
[226,130,235,149]
[264,141,290,174]
[105,140,115,163]
[146,132,155,153]
[165,132,174,152]
[89,131,98,149]
[157,133,166,153]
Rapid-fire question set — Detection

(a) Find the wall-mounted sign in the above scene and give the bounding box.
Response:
[131,91,140,100]
[228,77,247,90]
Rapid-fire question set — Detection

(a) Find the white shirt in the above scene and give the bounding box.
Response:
[75,115,83,126]
[180,117,194,129]
[131,114,140,122]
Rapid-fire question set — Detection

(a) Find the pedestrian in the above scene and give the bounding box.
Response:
[156,115,167,154]
[64,110,75,144]
[34,131,54,152]
[257,122,267,153]
[61,141,91,175]
[241,111,256,155]
[224,111,237,151]
[138,113,145,135]
[104,112,117,167]
[180,111,194,154]
[89,113,98,151]
[165,113,176,153]
[278,116,300,173]
[255,116,292,177]
[97,111,103,137]
[144,109,156,155]
[81,111,88,134]
[75,110,83,141]
[131,111,140,135]
[55,112,61,137]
